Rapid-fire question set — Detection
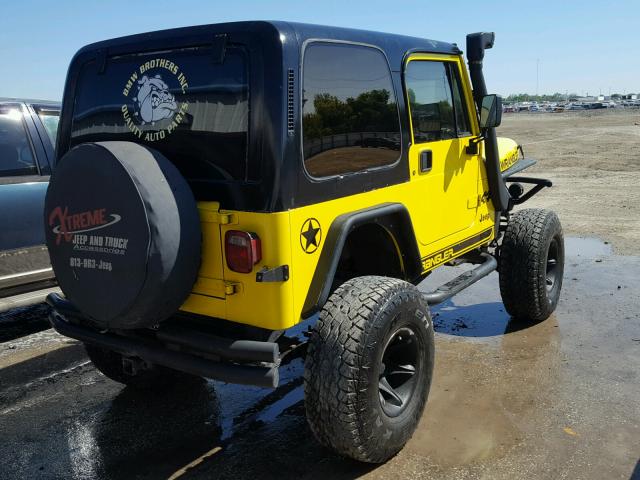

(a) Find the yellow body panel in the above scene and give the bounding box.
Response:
[497,137,520,172]
[179,53,523,332]
[181,205,295,331]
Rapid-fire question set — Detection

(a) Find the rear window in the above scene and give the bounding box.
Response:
[302,42,401,178]
[70,45,249,185]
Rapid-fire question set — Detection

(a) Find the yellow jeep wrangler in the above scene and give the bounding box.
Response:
[45,22,564,463]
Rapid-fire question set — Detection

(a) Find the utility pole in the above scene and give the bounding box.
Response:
[536,58,540,97]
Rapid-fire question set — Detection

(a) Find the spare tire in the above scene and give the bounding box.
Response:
[44,141,201,330]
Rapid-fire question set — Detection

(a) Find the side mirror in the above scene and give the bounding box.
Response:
[479,94,502,129]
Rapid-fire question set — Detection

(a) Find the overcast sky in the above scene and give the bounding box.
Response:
[2,0,638,100]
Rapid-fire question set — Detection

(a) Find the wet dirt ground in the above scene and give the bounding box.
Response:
[497,109,640,255]
[1,237,639,480]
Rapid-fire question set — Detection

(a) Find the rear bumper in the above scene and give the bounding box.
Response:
[46,293,279,388]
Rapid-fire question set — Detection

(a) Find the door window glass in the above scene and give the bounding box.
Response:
[405,61,456,143]
[449,65,472,136]
[36,109,60,147]
[0,108,37,176]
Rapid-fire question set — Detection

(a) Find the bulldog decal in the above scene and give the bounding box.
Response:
[122,59,190,141]
[134,75,178,124]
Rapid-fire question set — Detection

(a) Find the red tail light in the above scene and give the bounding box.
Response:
[225,230,262,273]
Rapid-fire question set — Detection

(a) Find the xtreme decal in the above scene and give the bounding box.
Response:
[48,206,121,245]
[48,206,129,256]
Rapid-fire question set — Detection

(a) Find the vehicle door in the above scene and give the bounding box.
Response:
[403,54,483,248]
[0,103,54,293]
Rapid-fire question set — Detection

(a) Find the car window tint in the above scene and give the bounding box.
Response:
[0,108,37,177]
[405,61,456,143]
[449,64,472,136]
[37,110,60,147]
[302,42,401,178]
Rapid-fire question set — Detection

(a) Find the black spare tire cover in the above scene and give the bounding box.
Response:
[44,141,201,329]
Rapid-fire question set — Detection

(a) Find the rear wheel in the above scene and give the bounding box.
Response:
[85,344,197,389]
[304,276,434,463]
[499,208,564,322]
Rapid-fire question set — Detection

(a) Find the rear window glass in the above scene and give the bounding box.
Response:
[70,45,249,184]
[302,42,401,178]
[0,108,37,177]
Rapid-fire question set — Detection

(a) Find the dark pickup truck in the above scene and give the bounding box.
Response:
[0,98,60,311]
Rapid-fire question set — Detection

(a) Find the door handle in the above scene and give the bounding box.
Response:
[419,150,432,173]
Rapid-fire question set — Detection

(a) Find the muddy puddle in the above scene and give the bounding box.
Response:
[402,236,639,478]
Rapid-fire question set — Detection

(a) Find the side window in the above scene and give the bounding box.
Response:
[405,60,472,142]
[302,42,401,178]
[449,65,472,136]
[0,108,38,177]
[405,61,455,142]
[36,109,60,148]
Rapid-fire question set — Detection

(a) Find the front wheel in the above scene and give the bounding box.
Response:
[499,208,564,322]
[304,276,434,463]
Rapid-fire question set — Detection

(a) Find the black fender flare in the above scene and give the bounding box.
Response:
[301,203,422,318]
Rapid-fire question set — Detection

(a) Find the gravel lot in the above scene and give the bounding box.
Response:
[498,109,640,255]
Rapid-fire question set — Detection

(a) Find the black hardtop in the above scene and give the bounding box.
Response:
[60,21,462,212]
[72,20,460,68]
[280,21,460,68]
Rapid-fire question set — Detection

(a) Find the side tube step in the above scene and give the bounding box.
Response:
[423,253,497,306]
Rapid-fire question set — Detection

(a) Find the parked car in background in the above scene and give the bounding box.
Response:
[0,98,60,311]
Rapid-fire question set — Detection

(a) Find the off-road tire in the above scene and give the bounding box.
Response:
[85,344,195,389]
[499,208,564,322]
[304,276,434,463]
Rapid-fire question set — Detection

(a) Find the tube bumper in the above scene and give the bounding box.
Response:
[46,293,279,388]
